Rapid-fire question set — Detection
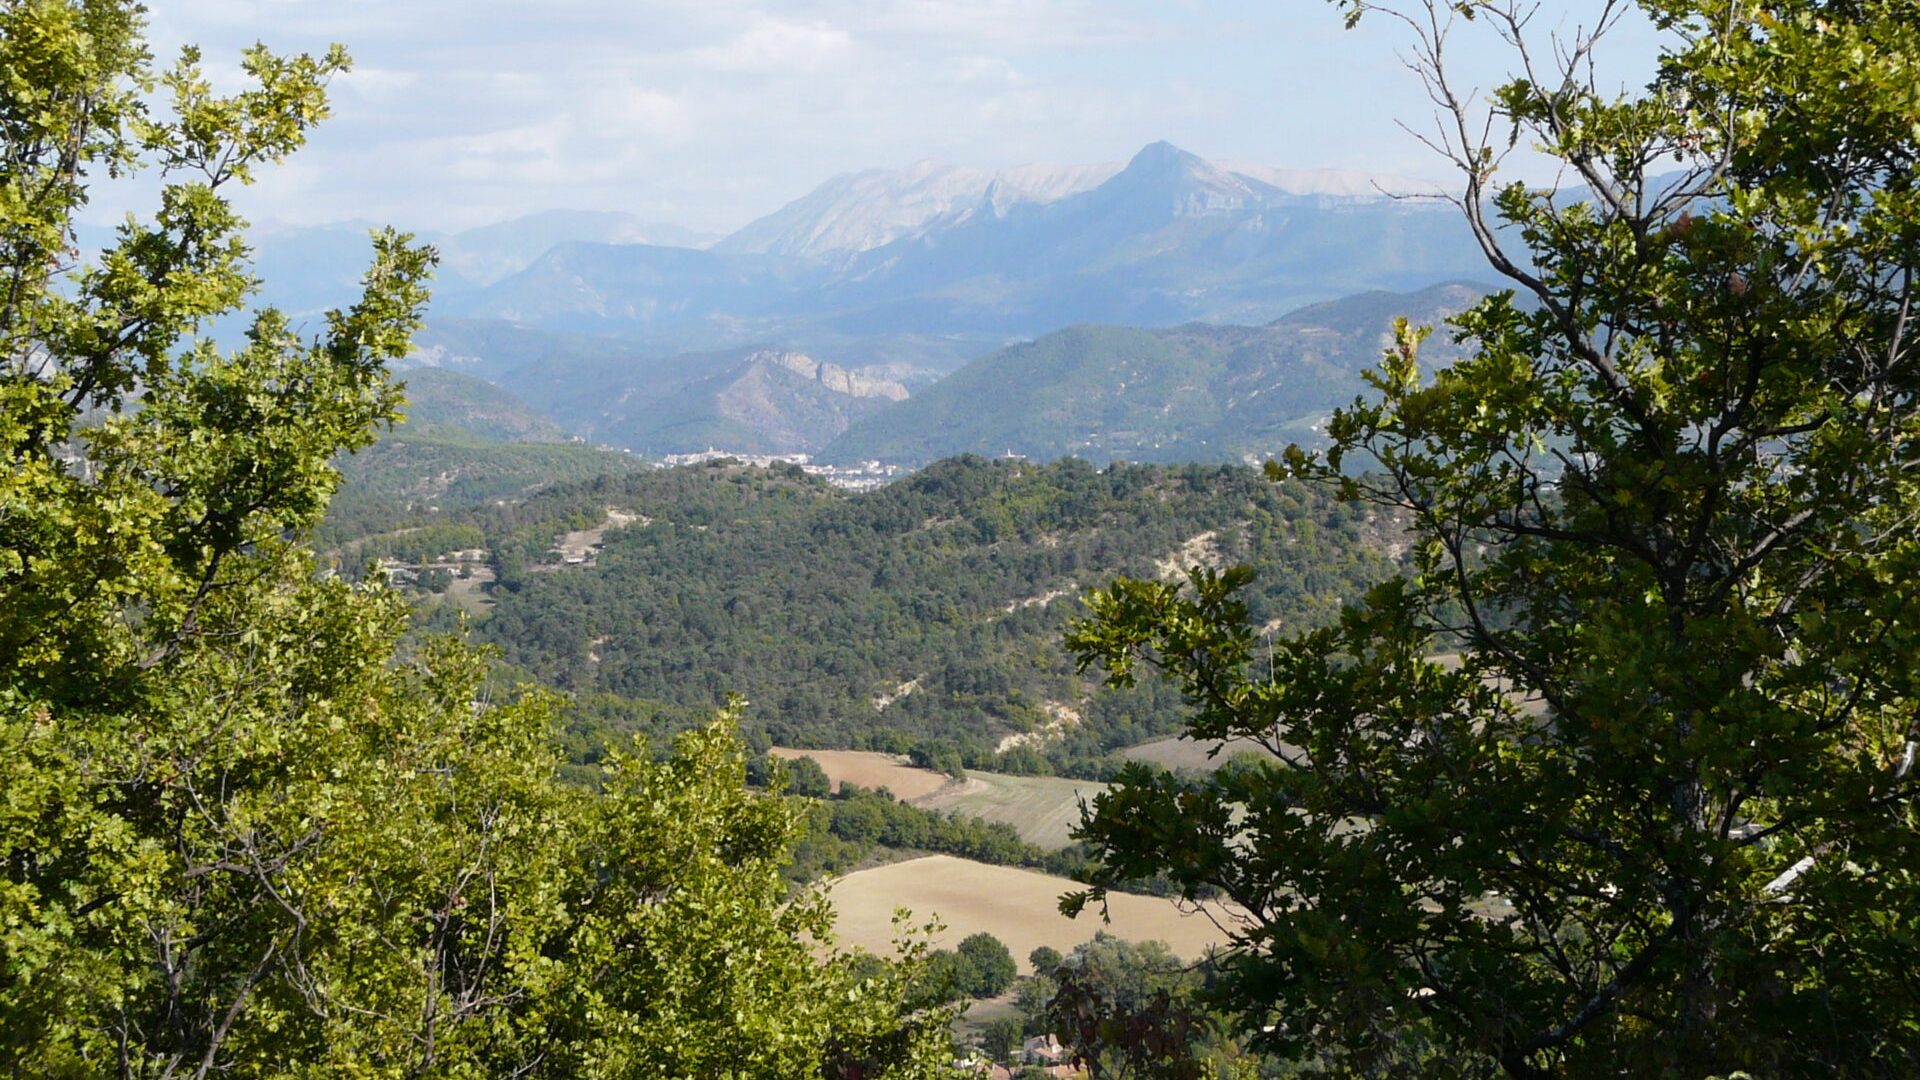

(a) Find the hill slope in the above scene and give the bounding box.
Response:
[408,324,916,455]
[580,349,907,454]
[320,370,645,544]
[822,282,1490,466]
[395,367,570,443]
[448,456,1404,761]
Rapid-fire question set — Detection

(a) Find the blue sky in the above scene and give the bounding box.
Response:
[120,1,1662,235]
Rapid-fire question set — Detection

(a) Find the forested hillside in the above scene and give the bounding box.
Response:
[823,282,1489,466]
[394,366,570,442]
[335,455,1405,769]
[321,431,646,543]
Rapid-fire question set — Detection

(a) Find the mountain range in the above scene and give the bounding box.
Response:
[83,141,1504,466]
[708,154,1440,262]
[403,281,1490,463]
[108,141,1472,349]
[436,142,1481,345]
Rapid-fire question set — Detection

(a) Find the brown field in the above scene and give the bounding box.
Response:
[771,750,1101,847]
[911,773,1106,850]
[828,855,1240,975]
[770,748,956,801]
[1119,735,1275,774]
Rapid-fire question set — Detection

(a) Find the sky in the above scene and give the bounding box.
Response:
[113,0,1665,237]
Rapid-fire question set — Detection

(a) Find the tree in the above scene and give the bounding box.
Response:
[785,753,835,798]
[1015,967,1059,1037]
[957,932,1018,997]
[1068,1,1920,1076]
[0,3,950,1074]
[982,1016,1024,1062]
[922,934,1017,1001]
[923,949,982,1002]
[1028,945,1065,975]
[1039,935,1210,1080]
[910,740,968,779]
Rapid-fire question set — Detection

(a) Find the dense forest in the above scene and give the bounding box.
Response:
[317,413,647,546]
[326,454,1404,772]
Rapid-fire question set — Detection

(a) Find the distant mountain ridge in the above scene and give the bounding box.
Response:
[713,159,1123,260]
[81,142,1458,347]
[714,151,1443,261]
[441,142,1482,344]
[394,367,570,443]
[821,281,1491,467]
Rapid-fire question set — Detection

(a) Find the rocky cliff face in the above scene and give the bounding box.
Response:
[757,350,909,401]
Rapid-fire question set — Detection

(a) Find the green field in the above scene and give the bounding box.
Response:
[910,772,1107,850]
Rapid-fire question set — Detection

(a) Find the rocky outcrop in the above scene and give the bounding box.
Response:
[755,350,909,402]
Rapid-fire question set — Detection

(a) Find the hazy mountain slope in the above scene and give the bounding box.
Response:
[810,143,1483,332]
[716,152,1443,262]
[409,323,914,455]
[449,143,1481,345]
[714,159,1121,259]
[548,348,909,455]
[394,367,570,443]
[821,282,1489,466]
[433,209,717,286]
[1221,162,1443,199]
[436,242,831,336]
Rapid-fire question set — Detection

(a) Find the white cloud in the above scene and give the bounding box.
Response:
[687,15,854,73]
[109,0,1654,235]
[612,88,693,139]
[334,66,418,104]
[945,55,1024,86]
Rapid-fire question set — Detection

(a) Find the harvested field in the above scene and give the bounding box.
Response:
[911,773,1105,850]
[829,855,1238,975]
[769,748,955,801]
[1120,735,1274,774]
[772,749,1105,849]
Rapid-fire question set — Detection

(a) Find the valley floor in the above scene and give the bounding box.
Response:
[827,854,1239,974]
